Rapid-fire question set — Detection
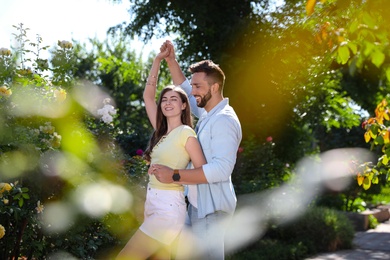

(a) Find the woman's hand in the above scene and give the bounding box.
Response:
[156,45,170,61]
[160,40,175,62]
[149,164,174,183]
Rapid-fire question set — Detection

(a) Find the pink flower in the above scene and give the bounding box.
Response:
[136,149,144,156]
[238,147,244,153]
[266,136,273,142]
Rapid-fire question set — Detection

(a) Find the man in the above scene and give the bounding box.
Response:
[152,40,242,259]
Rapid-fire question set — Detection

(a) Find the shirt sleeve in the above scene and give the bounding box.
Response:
[202,114,242,183]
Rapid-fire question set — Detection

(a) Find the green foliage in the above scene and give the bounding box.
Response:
[233,135,291,194]
[227,239,308,260]
[0,24,150,259]
[307,0,390,113]
[45,216,118,259]
[230,206,355,259]
[71,34,172,156]
[257,206,354,259]
[357,99,390,189]
[2,0,390,257]
[114,0,257,62]
[0,46,16,85]
[117,0,390,169]
[276,207,354,254]
[121,0,361,134]
[368,214,379,230]
[315,179,385,212]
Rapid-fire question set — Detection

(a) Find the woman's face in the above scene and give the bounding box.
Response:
[160,90,186,118]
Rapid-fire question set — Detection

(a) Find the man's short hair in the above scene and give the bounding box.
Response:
[189,60,225,93]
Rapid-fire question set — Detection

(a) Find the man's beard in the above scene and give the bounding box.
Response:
[197,89,212,108]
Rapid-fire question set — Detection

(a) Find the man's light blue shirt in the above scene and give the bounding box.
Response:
[181,79,242,218]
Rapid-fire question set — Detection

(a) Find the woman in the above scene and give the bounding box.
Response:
[116,48,206,259]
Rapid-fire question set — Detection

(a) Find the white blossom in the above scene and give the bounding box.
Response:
[97,104,117,124]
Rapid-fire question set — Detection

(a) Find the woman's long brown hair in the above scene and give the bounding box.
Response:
[143,85,193,162]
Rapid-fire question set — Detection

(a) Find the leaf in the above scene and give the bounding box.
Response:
[384,112,390,121]
[306,0,317,16]
[347,41,358,55]
[362,177,371,190]
[19,198,24,207]
[371,50,385,68]
[362,12,376,28]
[376,134,384,145]
[372,175,379,184]
[384,131,390,144]
[369,129,377,138]
[364,131,371,143]
[357,174,364,186]
[385,146,390,158]
[382,154,389,165]
[386,67,390,83]
[371,124,379,135]
[363,42,375,57]
[337,45,350,64]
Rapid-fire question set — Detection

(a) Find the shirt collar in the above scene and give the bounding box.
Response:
[202,98,229,118]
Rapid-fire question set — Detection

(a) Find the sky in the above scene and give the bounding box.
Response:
[0,0,156,59]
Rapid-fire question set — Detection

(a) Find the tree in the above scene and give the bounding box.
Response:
[110,0,390,191]
[113,0,362,147]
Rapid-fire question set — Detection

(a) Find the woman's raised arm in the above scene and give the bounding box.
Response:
[143,48,169,129]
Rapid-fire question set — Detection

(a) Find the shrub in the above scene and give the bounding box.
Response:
[228,207,354,259]
[227,239,308,260]
[233,135,291,194]
[273,207,354,254]
[0,24,149,259]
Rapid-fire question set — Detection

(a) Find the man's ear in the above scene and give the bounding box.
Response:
[212,82,219,93]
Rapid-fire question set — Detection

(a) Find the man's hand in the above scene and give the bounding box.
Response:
[160,40,176,62]
[150,164,174,184]
[156,45,170,61]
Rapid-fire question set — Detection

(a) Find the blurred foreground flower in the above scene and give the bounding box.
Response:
[0,183,12,195]
[0,86,12,97]
[0,47,11,56]
[54,89,67,102]
[0,224,5,239]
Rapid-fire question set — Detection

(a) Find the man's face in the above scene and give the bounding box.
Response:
[190,72,212,108]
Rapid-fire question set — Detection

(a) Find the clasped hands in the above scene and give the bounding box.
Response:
[149,164,174,183]
[157,40,175,60]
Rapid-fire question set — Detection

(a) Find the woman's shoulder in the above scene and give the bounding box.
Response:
[178,125,196,136]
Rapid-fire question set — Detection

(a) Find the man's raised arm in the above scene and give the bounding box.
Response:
[161,40,186,86]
